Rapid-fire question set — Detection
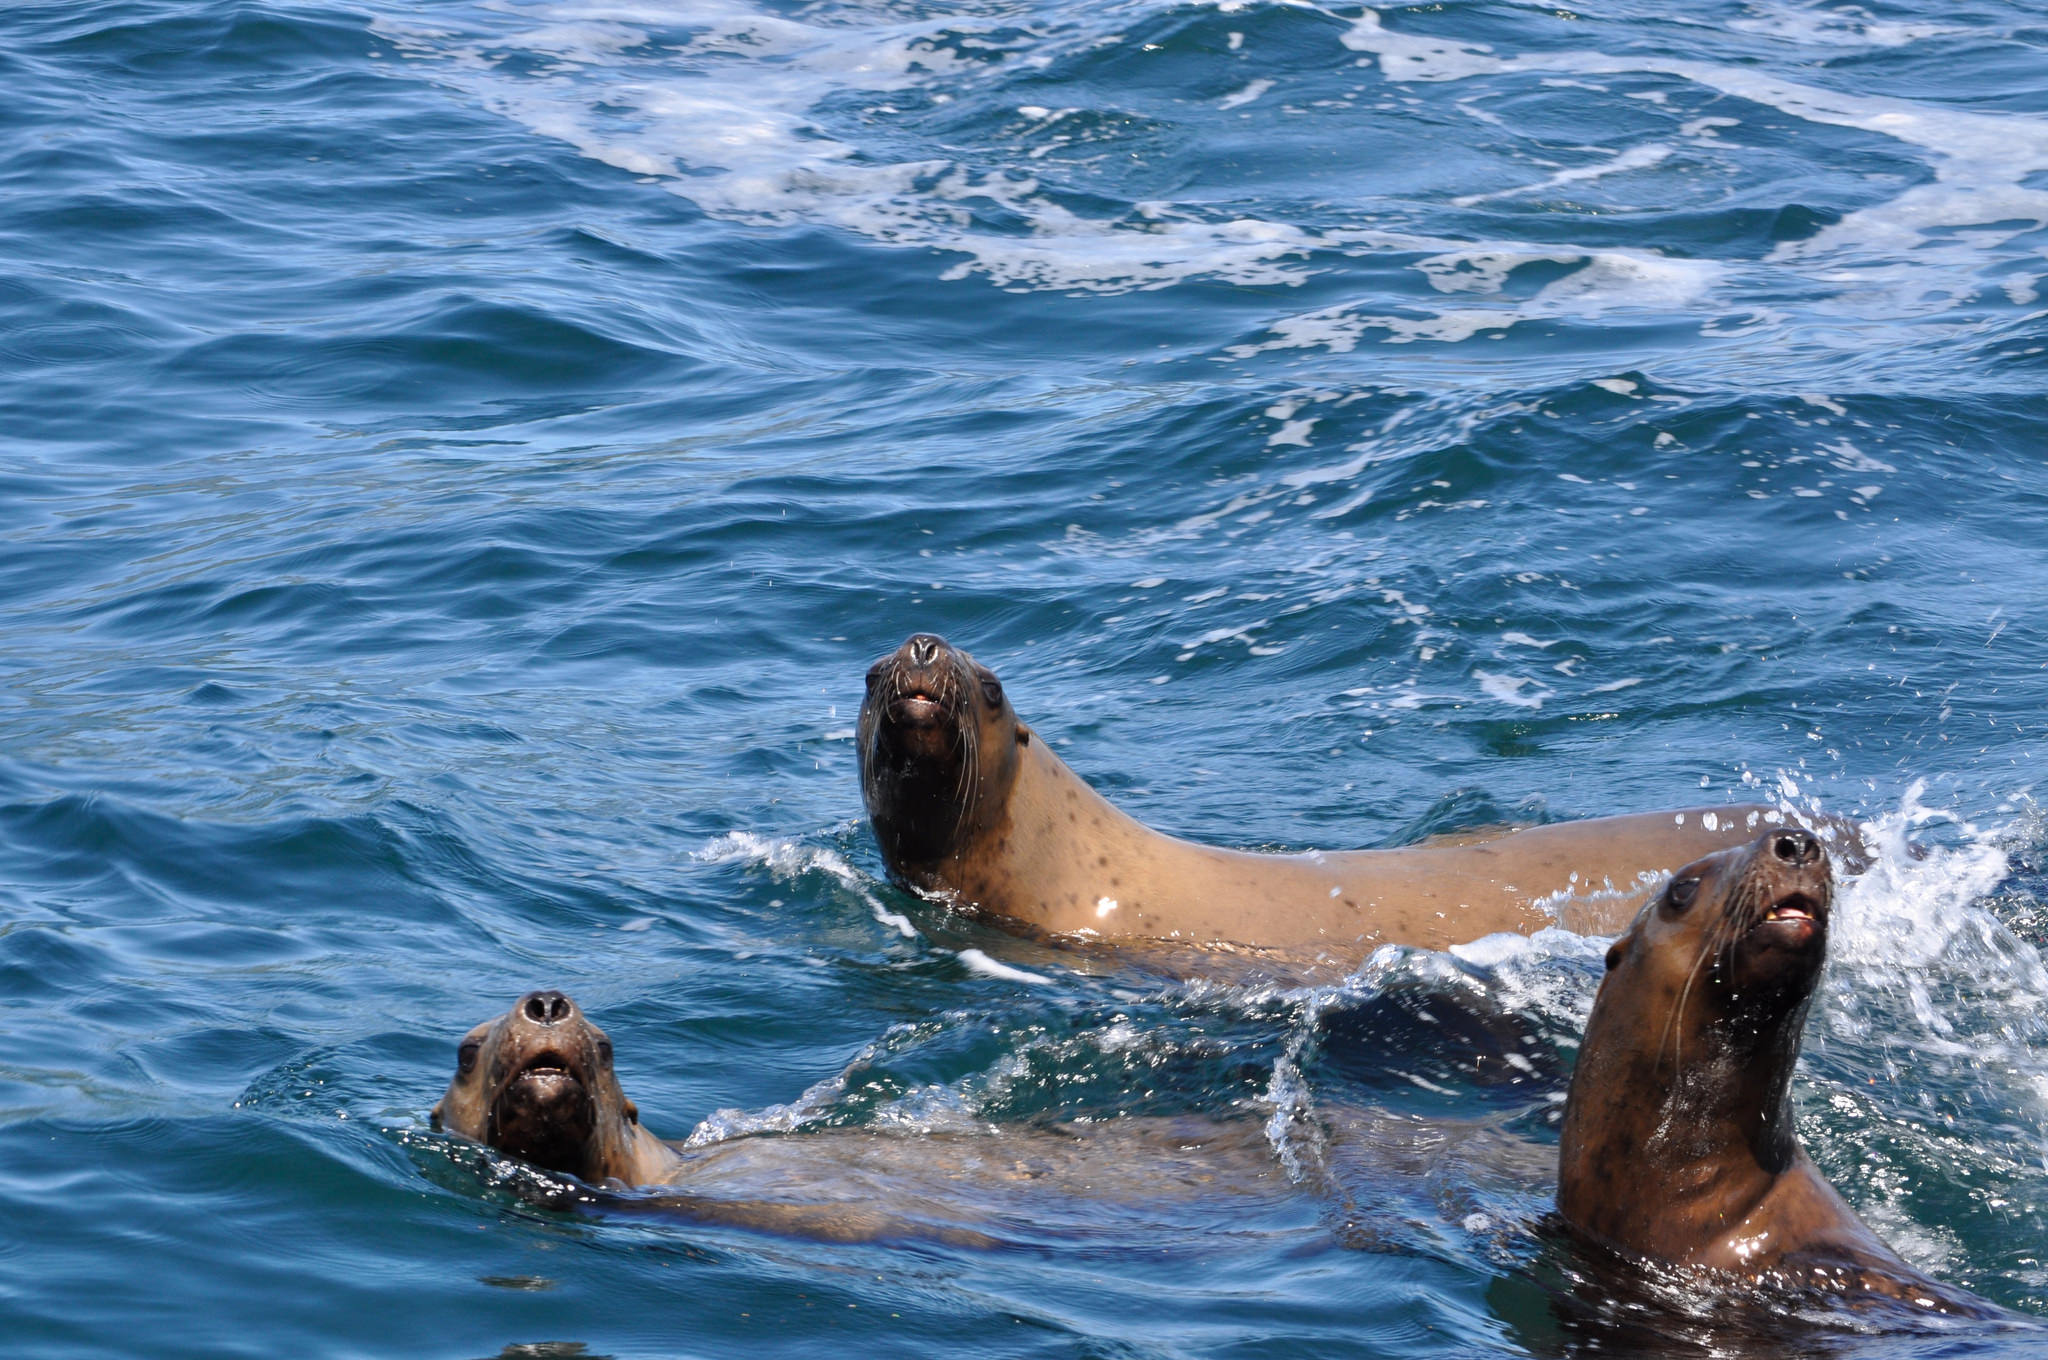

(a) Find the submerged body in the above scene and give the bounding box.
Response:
[432,990,1306,1246]
[857,634,1862,970]
[1557,829,1992,1316]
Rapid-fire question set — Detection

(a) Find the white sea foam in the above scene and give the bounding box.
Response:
[1341,6,2048,325]
[375,0,2048,327]
[683,1065,852,1146]
[955,947,1054,985]
[1450,141,1674,207]
[693,830,1076,984]
[1719,4,1963,50]
[1229,245,1725,354]
[694,829,919,936]
[690,1015,950,1148]
[1828,783,2017,973]
[1218,78,1275,111]
[1472,669,1549,709]
[372,0,1341,293]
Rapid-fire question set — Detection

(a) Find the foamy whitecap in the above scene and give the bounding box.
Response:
[374,0,2048,334]
[1449,142,1675,208]
[955,947,1055,985]
[694,830,917,937]
[1719,1,1964,50]
[683,1066,853,1147]
[1229,245,1727,354]
[1342,6,2048,326]
[371,0,1338,293]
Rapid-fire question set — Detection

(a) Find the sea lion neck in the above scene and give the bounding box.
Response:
[1651,971,1815,1175]
[1559,979,1805,1257]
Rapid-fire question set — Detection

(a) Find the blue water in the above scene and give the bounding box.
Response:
[4,0,2046,1354]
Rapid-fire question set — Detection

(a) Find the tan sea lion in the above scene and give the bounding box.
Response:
[430,990,1303,1245]
[857,633,1863,971]
[1556,828,1991,1315]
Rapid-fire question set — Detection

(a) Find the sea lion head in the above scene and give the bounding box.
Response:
[1558,827,1834,1252]
[1600,825,1832,1048]
[857,633,1029,882]
[431,990,643,1183]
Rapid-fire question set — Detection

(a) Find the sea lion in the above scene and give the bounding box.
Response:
[1556,829,1989,1314]
[429,990,1301,1246]
[857,633,1862,970]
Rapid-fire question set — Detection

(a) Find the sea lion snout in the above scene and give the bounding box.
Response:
[868,634,968,734]
[1733,828,1833,972]
[862,632,1009,780]
[870,632,956,685]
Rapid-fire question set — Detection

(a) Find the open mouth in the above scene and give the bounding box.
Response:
[888,686,945,723]
[487,1048,596,1160]
[1752,891,1825,941]
[501,1050,585,1097]
[1764,895,1816,924]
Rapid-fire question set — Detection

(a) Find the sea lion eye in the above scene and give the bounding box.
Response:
[979,674,1003,706]
[457,1039,480,1076]
[1663,877,1700,913]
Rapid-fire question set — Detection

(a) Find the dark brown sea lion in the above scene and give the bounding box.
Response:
[1556,829,1989,1314]
[857,633,1863,972]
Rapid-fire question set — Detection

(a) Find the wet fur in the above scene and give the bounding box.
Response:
[1558,833,1992,1317]
[856,633,1869,976]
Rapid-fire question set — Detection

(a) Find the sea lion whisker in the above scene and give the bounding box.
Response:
[1659,904,1743,1073]
[1658,935,1713,1073]
[948,703,978,849]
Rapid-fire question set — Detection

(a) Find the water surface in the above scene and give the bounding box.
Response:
[3,0,2046,1355]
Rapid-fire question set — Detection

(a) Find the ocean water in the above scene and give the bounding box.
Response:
[3,0,2046,1354]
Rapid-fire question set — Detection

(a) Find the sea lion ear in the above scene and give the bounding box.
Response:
[622,1099,639,1124]
[1604,940,1625,972]
[1015,723,1031,747]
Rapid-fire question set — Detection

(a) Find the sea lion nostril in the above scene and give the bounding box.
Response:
[908,634,942,666]
[522,990,571,1024]
[1772,830,1818,865]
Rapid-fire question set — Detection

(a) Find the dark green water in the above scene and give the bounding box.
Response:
[2,0,2045,1355]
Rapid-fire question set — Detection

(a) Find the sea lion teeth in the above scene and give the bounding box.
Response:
[856,631,1871,976]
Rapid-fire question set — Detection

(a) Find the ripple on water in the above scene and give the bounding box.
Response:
[4,0,2048,1353]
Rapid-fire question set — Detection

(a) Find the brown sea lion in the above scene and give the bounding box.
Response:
[857,633,1863,972]
[1556,829,1989,1314]
[430,990,1304,1246]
